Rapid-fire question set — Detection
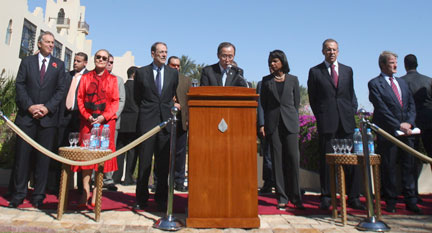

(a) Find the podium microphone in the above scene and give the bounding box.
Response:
[230,66,249,88]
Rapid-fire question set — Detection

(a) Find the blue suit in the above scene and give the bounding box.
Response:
[368,74,417,204]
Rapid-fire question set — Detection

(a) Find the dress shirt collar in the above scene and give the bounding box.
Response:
[152,63,164,71]
[381,72,402,98]
[219,63,227,73]
[38,53,51,70]
[324,60,338,75]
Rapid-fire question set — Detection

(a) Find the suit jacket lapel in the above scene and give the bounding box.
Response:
[269,78,280,103]
[379,76,402,109]
[43,58,56,85]
[213,64,223,86]
[31,55,42,87]
[225,68,234,86]
[319,63,336,88]
[161,65,170,95]
[146,64,159,96]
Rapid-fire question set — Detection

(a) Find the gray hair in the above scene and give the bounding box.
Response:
[37,31,55,43]
[379,51,398,69]
[322,38,338,51]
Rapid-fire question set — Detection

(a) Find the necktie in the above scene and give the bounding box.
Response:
[65,73,80,110]
[221,69,227,86]
[390,77,403,107]
[155,67,161,95]
[331,64,338,88]
[40,59,46,83]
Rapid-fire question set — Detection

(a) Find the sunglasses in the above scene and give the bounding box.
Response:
[95,55,108,61]
[108,61,114,64]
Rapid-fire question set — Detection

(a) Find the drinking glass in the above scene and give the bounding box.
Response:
[73,132,80,147]
[345,139,353,154]
[330,139,338,154]
[68,133,74,147]
[82,133,90,149]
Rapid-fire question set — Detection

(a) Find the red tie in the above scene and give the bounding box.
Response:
[390,77,403,107]
[331,64,338,88]
[40,59,46,83]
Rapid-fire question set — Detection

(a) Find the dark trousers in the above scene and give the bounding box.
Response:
[11,124,56,202]
[421,129,432,158]
[136,130,170,205]
[113,132,138,183]
[268,123,301,205]
[377,134,417,204]
[259,135,273,187]
[174,125,187,186]
[55,111,82,191]
[318,126,361,201]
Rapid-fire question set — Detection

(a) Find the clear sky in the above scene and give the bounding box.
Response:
[29,0,432,111]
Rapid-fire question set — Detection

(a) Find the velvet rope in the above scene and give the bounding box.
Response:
[0,112,169,166]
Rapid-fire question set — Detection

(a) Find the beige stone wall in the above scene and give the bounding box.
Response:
[0,0,134,78]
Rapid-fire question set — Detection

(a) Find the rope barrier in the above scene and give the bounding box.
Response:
[0,112,170,166]
[368,122,432,164]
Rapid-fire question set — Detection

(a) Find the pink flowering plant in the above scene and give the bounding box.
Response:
[298,115,319,171]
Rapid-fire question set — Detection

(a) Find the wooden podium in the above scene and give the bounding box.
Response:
[186,86,260,228]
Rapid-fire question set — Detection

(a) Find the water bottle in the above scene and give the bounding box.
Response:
[353,128,363,155]
[89,123,101,150]
[191,78,199,87]
[367,128,375,154]
[100,124,110,150]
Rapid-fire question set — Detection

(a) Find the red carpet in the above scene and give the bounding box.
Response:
[1,187,431,215]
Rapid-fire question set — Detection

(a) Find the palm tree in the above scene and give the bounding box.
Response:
[179,55,206,81]
[179,55,196,77]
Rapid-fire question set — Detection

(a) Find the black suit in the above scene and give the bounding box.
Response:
[401,71,432,157]
[401,70,432,198]
[368,74,417,204]
[256,81,273,189]
[113,79,139,184]
[49,68,88,192]
[260,74,302,205]
[134,63,178,205]
[307,62,361,201]
[12,54,66,203]
[200,63,247,87]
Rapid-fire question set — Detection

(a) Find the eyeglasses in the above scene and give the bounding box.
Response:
[220,54,234,59]
[95,55,108,61]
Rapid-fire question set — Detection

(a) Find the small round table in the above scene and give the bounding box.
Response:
[326,153,382,225]
[57,147,111,222]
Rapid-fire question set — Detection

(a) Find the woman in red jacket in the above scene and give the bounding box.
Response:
[72,49,119,206]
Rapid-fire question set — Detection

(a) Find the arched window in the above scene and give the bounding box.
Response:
[57,8,65,24]
[5,19,12,45]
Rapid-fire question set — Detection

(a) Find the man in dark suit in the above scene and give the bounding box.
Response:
[113,66,139,185]
[9,31,66,208]
[308,39,363,210]
[200,42,247,87]
[401,54,432,204]
[168,56,191,192]
[401,54,432,158]
[51,52,88,194]
[133,42,178,210]
[256,80,273,194]
[368,51,420,213]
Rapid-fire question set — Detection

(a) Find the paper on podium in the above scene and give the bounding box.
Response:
[396,127,421,136]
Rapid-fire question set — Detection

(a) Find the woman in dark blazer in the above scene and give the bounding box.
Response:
[259,50,305,210]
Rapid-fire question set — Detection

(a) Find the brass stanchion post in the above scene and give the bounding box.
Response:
[356,109,390,232]
[153,107,184,231]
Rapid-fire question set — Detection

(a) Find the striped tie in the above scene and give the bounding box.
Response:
[390,77,402,107]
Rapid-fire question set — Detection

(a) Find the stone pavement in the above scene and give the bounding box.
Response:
[0,184,430,233]
[0,205,431,233]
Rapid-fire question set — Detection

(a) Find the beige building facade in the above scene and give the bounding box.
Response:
[0,0,134,80]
